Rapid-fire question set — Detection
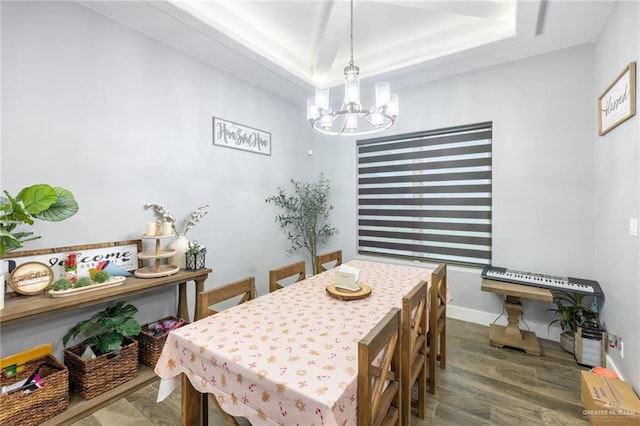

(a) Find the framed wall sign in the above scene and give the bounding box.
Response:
[213,117,271,155]
[598,61,636,136]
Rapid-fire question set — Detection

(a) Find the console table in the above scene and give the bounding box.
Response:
[481,279,553,356]
[0,268,212,425]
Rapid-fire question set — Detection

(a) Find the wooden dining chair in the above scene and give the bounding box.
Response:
[195,277,256,426]
[268,261,305,293]
[401,280,427,425]
[428,263,447,394]
[196,277,256,320]
[315,249,343,274]
[358,307,402,426]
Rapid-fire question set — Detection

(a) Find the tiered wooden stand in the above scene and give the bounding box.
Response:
[134,235,180,278]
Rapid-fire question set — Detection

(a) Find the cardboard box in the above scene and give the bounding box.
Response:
[581,370,640,425]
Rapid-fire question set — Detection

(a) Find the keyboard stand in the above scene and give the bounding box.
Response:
[481,279,553,356]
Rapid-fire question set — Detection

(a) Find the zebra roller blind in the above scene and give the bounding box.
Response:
[357,122,492,266]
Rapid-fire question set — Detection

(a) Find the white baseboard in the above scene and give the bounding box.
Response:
[447,304,627,381]
[446,304,560,342]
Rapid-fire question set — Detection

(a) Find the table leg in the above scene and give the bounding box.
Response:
[182,374,208,426]
[504,295,524,338]
[193,276,206,321]
[177,281,189,321]
[488,295,542,356]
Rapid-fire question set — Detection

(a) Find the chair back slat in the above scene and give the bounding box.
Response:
[358,307,401,426]
[269,261,305,292]
[197,277,256,321]
[401,280,428,424]
[428,263,447,395]
[315,250,343,274]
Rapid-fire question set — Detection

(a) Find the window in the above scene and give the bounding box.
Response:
[357,122,492,266]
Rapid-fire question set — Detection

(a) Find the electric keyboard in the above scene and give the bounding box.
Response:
[481,265,604,298]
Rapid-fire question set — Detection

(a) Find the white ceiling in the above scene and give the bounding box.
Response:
[79,0,614,105]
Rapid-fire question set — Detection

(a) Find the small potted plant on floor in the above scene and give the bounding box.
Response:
[63,301,141,399]
[547,291,594,354]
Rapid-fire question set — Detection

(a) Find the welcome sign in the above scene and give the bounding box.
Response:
[1,240,141,280]
[213,117,271,155]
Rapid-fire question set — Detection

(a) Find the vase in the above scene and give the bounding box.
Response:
[168,236,189,269]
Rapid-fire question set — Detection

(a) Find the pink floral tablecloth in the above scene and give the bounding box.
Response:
[154,260,437,425]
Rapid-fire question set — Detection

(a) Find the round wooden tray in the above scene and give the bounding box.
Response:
[138,249,177,259]
[326,283,371,300]
[134,264,180,278]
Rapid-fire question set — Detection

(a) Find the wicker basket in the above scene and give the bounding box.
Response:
[138,316,187,368]
[64,338,138,400]
[0,354,69,426]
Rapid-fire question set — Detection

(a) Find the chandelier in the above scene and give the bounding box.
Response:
[306,0,398,136]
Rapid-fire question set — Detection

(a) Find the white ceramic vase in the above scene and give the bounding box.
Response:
[168,235,189,269]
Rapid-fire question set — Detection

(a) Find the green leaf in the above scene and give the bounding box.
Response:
[16,184,57,215]
[96,333,124,353]
[33,187,79,222]
[115,318,142,337]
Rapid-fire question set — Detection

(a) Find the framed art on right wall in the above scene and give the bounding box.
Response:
[598,61,636,136]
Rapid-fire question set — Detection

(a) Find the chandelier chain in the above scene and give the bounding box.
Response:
[349,0,354,67]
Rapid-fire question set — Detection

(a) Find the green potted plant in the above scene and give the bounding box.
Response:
[62,301,141,399]
[265,174,338,274]
[0,184,79,256]
[547,291,594,354]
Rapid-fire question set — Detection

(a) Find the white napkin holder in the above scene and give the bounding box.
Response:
[334,264,360,291]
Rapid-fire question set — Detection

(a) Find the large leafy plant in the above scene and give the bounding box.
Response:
[547,291,593,334]
[266,175,337,274]
[0,184,79,256]
[63,301,142,354]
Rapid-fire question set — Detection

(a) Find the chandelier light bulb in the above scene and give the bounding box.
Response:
[315,87,330,110]
[388,93,399,117]
[375,82,390,108]
[344,66,360,106]
[307,98,319,120]
[346,113,358,131]
[370,112,384,126]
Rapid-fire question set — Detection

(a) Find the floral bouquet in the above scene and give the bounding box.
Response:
[145,203,209,237]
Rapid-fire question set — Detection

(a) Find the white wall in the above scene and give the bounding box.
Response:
[315,4,639,391]
[1,1,312,358]
[315,44,597,338]
[593,0,640,391]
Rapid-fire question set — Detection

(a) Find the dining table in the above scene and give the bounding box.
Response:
[154,259,444,425]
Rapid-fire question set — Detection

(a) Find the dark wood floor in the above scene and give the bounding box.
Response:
[73,318,590,425]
